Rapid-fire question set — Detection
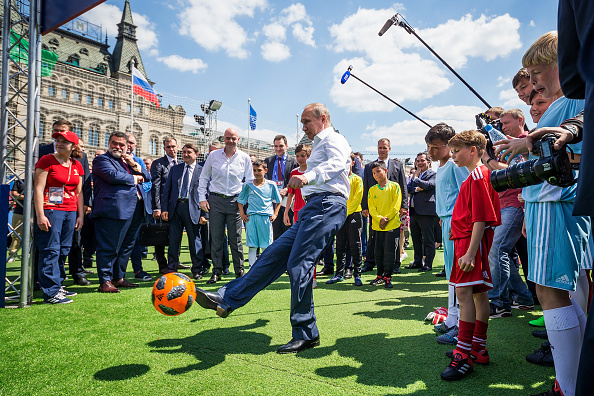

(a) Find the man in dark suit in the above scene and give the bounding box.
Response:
[150,137,178,273]
[162,143,207,279]
[264,135,298,240]
[92,131,151,293]
[361,138,408,274]
[405,152,437,272]
[39,119,91,286]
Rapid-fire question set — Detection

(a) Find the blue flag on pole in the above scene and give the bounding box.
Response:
[249,104,257,131]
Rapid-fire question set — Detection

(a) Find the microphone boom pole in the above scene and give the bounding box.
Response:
[379,14,492,109]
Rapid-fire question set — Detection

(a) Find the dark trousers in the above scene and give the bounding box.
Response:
[272,205,293,240]
[81,213,96,268]
[208,194,243,275]
[335,212,362,277]
[35,209,76,298]
[365,225,377,268]
[131,213,151,274]
[410,207,436,268]
[361,215,368,256]
[154,245,167,270]
[375,227,399,277]
[167,201,204,274]
[94,201,145,283]
[65,228,85,280]
[218,194,347,340]
[434,217,442,244]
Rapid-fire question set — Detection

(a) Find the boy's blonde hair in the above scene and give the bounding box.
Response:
[448,130,487,157]
[295,144,312,156]
[522,31,558,68]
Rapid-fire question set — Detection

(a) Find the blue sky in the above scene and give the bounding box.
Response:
[83,0,560,157]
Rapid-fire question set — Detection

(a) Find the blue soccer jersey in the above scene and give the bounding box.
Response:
[436,159,469,218]
[238,180,282,215]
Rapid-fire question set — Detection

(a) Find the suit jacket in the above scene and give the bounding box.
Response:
[91,152,151,220]
[134,154,152,215]
[39,143,90,205]
[151,155,177,212]
[264,154,298,189]
[162,162,204,224]
[362,158,408,211]
[407,169,437,216]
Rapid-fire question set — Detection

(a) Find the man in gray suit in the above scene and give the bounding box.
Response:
[161,143,206,277]
[405,152,437,272]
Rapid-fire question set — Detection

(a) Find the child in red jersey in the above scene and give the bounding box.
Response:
[284,144,311,224]
[440,130,501,381]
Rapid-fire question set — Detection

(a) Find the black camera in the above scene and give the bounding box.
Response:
[490,134,577,192]
[475,113,503,158]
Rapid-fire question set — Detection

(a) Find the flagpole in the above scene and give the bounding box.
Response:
[296,114,299,146]
[130,64,134,135]
[247,98,251,156]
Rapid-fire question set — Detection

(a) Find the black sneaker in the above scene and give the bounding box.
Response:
[511,300,535,310]
[526,342,554,367]
[384,277,393,288]
[441,351,473,381]
[489,303,511,318]
[530,380,563,396]
[532,329,548,340]
[370,276,384,286]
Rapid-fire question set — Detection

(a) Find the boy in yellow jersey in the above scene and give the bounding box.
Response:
[368,160,402,288]
[327,153,364,286]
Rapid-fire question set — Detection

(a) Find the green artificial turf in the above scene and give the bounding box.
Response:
[1,241,554,395]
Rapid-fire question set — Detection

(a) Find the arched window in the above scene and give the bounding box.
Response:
[105,127,115,148]
[149,135,158,156]
[88,124,99,146]
[72,121,83,138]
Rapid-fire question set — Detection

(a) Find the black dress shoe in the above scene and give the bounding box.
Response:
[235,269,244,278]
[405,263,422,269]
[83,268,95,274]
[178,263,191,269]
[222,268,230,275]
[316,267,334,276]
[193,273,203,280]
[344,268,353,279]
[194,288,232,318]
[393,268,401,275]
[206,273,220,284]
[418,266,432,272]
[436,270,446,277]
[199,267,209,276]
[277,337,320,354]
[73,277,91,286]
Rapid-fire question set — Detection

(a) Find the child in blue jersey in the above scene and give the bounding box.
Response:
[494,31,589,396]
[426,123,469,344]
[238,159,282,268]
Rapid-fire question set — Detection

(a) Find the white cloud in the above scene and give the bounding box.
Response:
[362,104,484,147]
[262,22,286,41]
[530,20,536,27]
[261,42,291,62]
[292,23,316,47]
[280,3,309,25]
[84,4,159,53]
[497,76,511,87]
[328,8,523,113]
[499,88,527,108]
[156,55,208,73]
[177,0,268,59]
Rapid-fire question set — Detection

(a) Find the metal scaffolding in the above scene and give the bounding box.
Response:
[1,0,40,307]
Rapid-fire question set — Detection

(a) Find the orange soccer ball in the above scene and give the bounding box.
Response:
[151,273,197,316]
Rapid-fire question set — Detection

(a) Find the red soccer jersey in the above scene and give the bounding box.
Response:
[35,154,84,211]
[451,164,501,239]
[287,167,306,221]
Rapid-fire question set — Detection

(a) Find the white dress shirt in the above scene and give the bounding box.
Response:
[166,154,177,168]
[179,162,195,198]
[198,148,254,202]
[302,126,351,199]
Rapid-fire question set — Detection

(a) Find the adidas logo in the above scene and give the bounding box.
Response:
[555,274,572,285]
[156,293,164,301]
[351,219,356,224]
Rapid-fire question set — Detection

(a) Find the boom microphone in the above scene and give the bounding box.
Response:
[378,19,394,36]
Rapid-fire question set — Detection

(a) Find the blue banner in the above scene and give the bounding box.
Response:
[41,0,106,35]
[249,104,257,131]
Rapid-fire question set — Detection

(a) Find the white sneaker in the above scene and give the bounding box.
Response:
[400,252,408,262]
[44,291,73,304]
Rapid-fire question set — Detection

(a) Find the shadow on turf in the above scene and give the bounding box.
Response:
[146,319,273,374]
[94,364,150,381]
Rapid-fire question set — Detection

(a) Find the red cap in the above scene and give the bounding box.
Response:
[52,130,79,145]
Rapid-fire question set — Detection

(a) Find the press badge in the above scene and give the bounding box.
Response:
[48,187,64,204]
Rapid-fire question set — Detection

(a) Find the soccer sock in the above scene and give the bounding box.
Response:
[571,297,587,342]
[471,320,488,353]
[454,320,475,356]
[445,284,459,328]
[543,305,581,396]
[569,270,589,314]
[248,248,258,269]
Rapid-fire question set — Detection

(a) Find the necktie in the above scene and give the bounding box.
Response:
[277,157,283,182]
[180,165,190,199]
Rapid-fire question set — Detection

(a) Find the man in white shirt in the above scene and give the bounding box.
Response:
[199,128,253,283]
[195,103,351,354]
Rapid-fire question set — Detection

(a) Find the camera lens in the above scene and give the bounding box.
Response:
[490,159,542,192]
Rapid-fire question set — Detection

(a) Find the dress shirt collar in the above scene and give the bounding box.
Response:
[166,154,176,165]
[313,126,335,144]
[276,153,287,162]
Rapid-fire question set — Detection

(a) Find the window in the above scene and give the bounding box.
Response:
[108,100,113,109]
[126,104,131,112]
[149,136,158,156]
[61,89,68,100]
[88,125,99,146]
[97,97,103,107]
[73,121,82,138]
[39,116,45,140]
[48,86,55,97]
[104,132,110,148]
[73,92,81,102]
[136,106,141,114]
[86,95,92,105]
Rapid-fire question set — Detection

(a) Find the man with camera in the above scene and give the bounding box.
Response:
[482,109,534,318]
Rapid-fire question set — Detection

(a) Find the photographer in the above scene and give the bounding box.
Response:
[482,109,534,318]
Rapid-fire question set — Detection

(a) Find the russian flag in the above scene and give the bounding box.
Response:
[132,66,159,108]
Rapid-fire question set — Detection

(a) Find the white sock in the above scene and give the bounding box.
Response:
[571,298,587,342]
[445,284,459,328]
[569,270,589,314]
[248,248,258,269]
[543,305,581,396]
